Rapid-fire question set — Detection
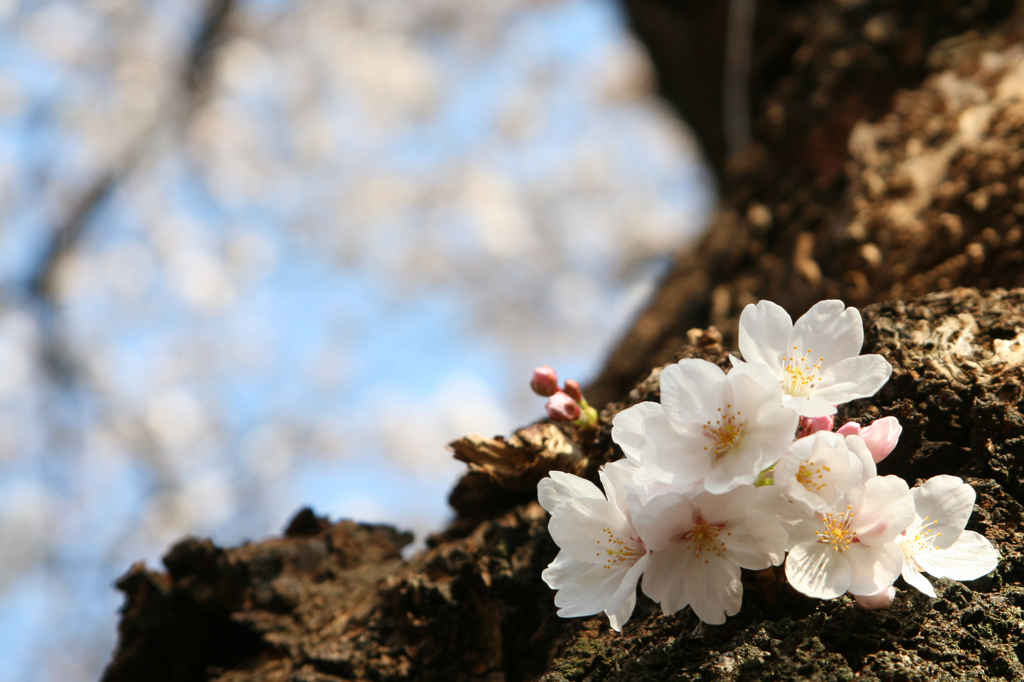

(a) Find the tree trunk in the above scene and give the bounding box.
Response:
[102,2,1024,680]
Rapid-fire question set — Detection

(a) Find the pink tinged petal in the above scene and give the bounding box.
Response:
[835,422,862,437]
[852,476,915,547]
[859,416,902,463]
[606,590,637,632]
[719,513,788,570]
[547,498,635,564]
[914,530,1000,581]
[611,402,666,463]
[738,300,793,375]
[845,542,904,596]
[854,586,896,609]
[911,475,975,544]
[784,394,837,418]
[681,552,743,625]
[641,413,712,488]
[812,354,892,405]
[537,471,604,515]
[791,300,864,371]
[786,541,853,599]
[659,359,728,429]
[633,493,697,552]
[901,562,937,598]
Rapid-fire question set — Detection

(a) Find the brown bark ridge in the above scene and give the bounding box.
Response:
[102,2,1024,681]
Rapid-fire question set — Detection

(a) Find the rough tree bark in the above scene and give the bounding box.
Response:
[102,1,1024,680]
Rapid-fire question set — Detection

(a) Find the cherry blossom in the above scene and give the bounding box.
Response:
[735,300,892,417]
[772,431,875,512]
[899,475,1000,597]
[612,359,798,494]
[778,475,915,599]
[635,485,787,624]
[538,461,650,631]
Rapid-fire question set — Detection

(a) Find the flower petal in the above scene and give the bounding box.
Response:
[606,590,637,632]
[845,542,903,596]
[900,562,937,598]
[552,562,628,618]
[738,300,792,375]
[791,300,864,372]
[911,475,974,548]
[786,541,852,599]
[641,412,712,488]
[612,402,665,463]
[547,497,633,563]
[784,394,837,417]
[641,541,691,615]
[681,551,743,625]
[659,359,728,430]
[719,512,788,570]
[914,530,1000,581]
[812,354,892,405]
[633,492,696,552]
[853,475,915,547]
[538,471,604,515]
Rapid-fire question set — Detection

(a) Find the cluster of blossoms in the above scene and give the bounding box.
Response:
[537,300,1000,628]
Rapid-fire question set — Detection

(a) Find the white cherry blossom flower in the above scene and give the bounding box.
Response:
[634,485,787,624]
[899,475,1000,597]
[778,475,915,599]
[735,300,892,417]
[772,431,875,513]
[612,359,798,494]
[538,460,650,631]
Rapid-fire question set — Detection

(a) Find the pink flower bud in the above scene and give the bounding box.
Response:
[853,586,895,610]
[859,416,902,463]
[563,379,583,403]
[799,415,833,437]
[546,391,581,421]
[530,366,559,397]
[835,421,862,437]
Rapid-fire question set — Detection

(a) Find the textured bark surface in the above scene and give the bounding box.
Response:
[102,288,1024,682]
[101,1,1024,680]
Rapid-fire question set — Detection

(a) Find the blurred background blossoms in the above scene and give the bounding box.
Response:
[0,0,711,679]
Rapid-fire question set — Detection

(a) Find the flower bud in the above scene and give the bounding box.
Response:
[853,586,895,610]
[799,414,834,437]
[563,379,583,403]
[530,366,559,397]
[835,421,862,437]
[859,416,902,463]
[546,391,581,421]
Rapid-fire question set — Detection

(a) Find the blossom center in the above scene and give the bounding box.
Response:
[796,460,831,492]
[815,506,857,552]
[900,516,942,556]
[781,346,824,397]
[683,517,727,563]
[595,527,645,570]
[703,405,745,458]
